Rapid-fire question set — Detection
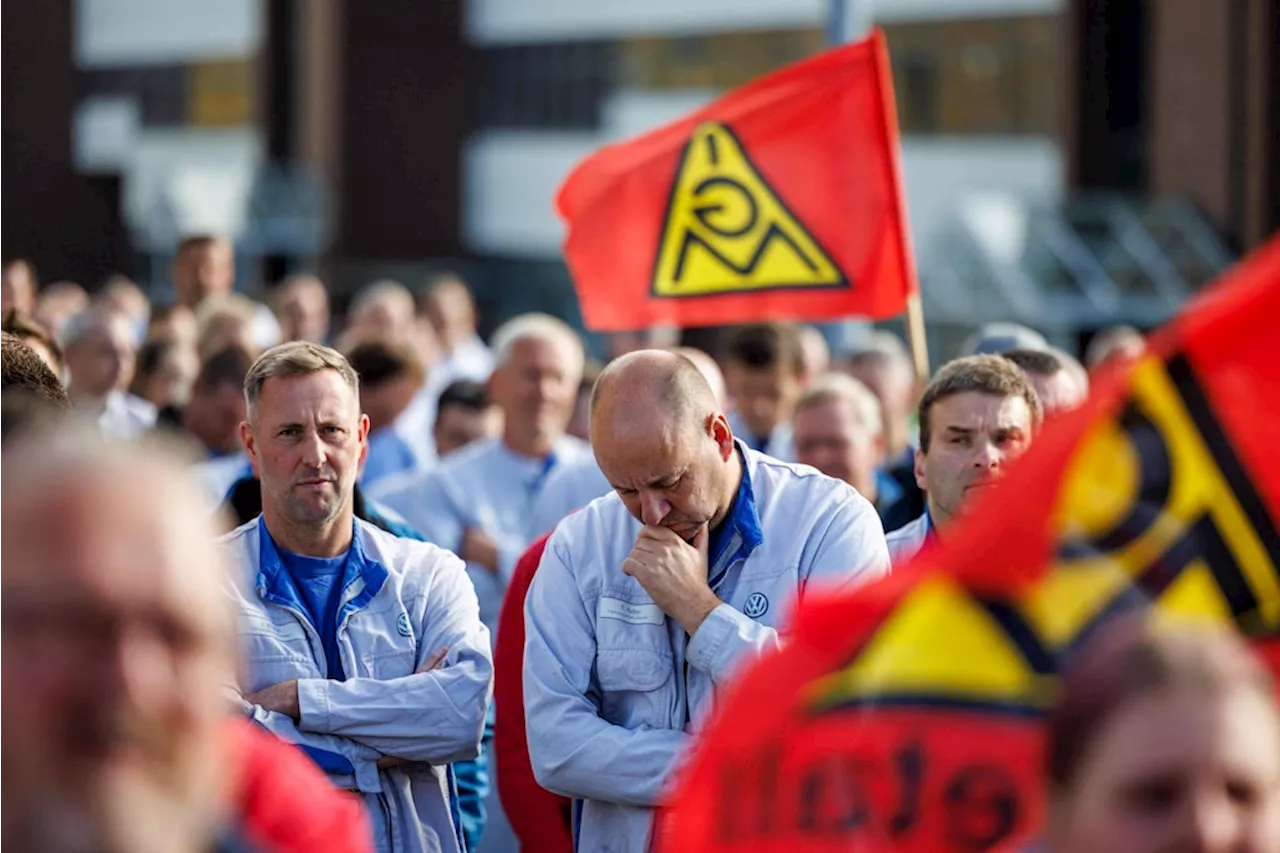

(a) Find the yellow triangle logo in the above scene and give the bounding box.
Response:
[805,576,1049,713]
[651,122,847,298]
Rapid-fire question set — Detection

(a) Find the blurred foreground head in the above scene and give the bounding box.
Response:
[1048,618,1280,853]
[1,430,236,853]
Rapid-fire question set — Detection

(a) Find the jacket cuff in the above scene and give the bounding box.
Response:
[297,677,332,733]
[685,603,741,680]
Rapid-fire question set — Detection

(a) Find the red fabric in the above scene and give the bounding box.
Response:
[227,718,374,853]
[557,29,913,332]
[657,237,1280,853]
[494,534,574,853]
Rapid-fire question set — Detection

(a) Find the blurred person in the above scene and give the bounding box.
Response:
[798,324,831,382]
[886,354,1041,565]
[793,373,901,519]
[148,303,201,350]
[721,322,805,460]
[223,341,491,853]
[1086,324,1146,371]
[271,273,331,344]
[374,312,590,636]
[196,293,277,358]
[844,330,923,530]
[565,358,604,442]
[1,430,240,853]
[3,307,64,376]
[530,345,729,540]
[2,331,69,409]
[132,336,200,414]
[959,321,1048,358]
[433,379,501,459]
[172,234,235,309]
[183,345,257,505]
[421,273,493,383]
[1003,347,1090,416]
[1047,617,1280,853]
[346,340,431,487]
[34,279,89,340]
[62,305,156,439]
[2,257,37,314]
[523,350,889,853]
[345,279,419,345]
[100,274,151,335]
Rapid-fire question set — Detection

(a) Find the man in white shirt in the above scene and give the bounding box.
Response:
[524,350,889,852]
[374,312,590,636]
[721,322,806,461]
[886,354,1042,565]
[61,305,156,439]
[420,274,493,385]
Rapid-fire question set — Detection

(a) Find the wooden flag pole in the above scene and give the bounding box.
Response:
[904,291,930,381]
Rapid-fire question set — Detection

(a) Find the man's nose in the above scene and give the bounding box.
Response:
[300,430,327,468]
[98,623,173,708]
[1186,788,1239,853]
[973,439,1002,469]
[639,491,670,526]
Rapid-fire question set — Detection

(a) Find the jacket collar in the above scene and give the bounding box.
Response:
[255,516,389,620]
[708,442,764,583]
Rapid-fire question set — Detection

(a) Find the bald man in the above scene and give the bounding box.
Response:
[528,345,729,540]
[523,350,889,852]
[2,432,239,852]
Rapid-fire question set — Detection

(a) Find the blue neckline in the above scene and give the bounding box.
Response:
[708,444,764,584]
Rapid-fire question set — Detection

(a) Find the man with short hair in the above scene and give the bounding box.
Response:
[721,322,805,460]
[793,373,901,519]
[62,305,157,439]
[346,340,430,487]
[222,341,492,853]
[886,354,1042,564]
[434,379,501,458]
[185,345,258,504]
[34,280,90,341]
[524,350,890,852]
[133,336,201,416]
[1002,347,1089,416]
[173,235,236,309]
[421,274,492,384]
[375,312,590,635]
[1086,324,1145,370]
[272,274,331,344]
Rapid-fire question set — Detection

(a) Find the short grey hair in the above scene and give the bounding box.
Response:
[491,312,584,377]
[58,305,133,349]
[244,341,358,420]
[796,373,884,438]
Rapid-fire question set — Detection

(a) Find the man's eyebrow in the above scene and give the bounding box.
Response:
[645,469,685,489]
[944,425,975,435]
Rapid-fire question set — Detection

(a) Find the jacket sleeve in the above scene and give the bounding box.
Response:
[523,532,689,807]
[687,489,891,686]
[242,702,386,794]
[295,551,493,764]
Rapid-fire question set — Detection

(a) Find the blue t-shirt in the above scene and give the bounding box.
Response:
[277,547,349,679]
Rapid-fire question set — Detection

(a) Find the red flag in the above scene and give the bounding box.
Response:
[557,30,913,332]
[656,237,1280,853]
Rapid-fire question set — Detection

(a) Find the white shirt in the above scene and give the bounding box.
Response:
[528,455,611,540]
[885,511,933,566]
[81,390,156,439]
[372,435,593,636]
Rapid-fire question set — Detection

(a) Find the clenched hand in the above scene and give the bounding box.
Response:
[622,524,721,636]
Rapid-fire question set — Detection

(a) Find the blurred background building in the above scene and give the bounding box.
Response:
[4,0,1276,356]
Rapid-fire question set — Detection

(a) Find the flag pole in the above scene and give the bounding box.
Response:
[904,291,930,381]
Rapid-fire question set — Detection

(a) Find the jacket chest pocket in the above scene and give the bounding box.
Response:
[593,601,675,728]
[237,612,317,688]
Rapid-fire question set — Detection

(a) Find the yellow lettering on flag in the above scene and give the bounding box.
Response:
[651,122,846,297]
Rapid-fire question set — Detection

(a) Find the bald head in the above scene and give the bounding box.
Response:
[669,346,727,409]
[590,350,739,535]
[591,350,719,437]
[2,431,234,853]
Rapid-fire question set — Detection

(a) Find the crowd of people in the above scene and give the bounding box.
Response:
[2,239,1277,853]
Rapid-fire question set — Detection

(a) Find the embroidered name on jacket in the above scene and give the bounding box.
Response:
[598,597,665,626]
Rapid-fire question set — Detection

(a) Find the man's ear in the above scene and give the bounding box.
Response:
[240,422,260,477]
[709,413,734,460]
[914,446,927,491]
